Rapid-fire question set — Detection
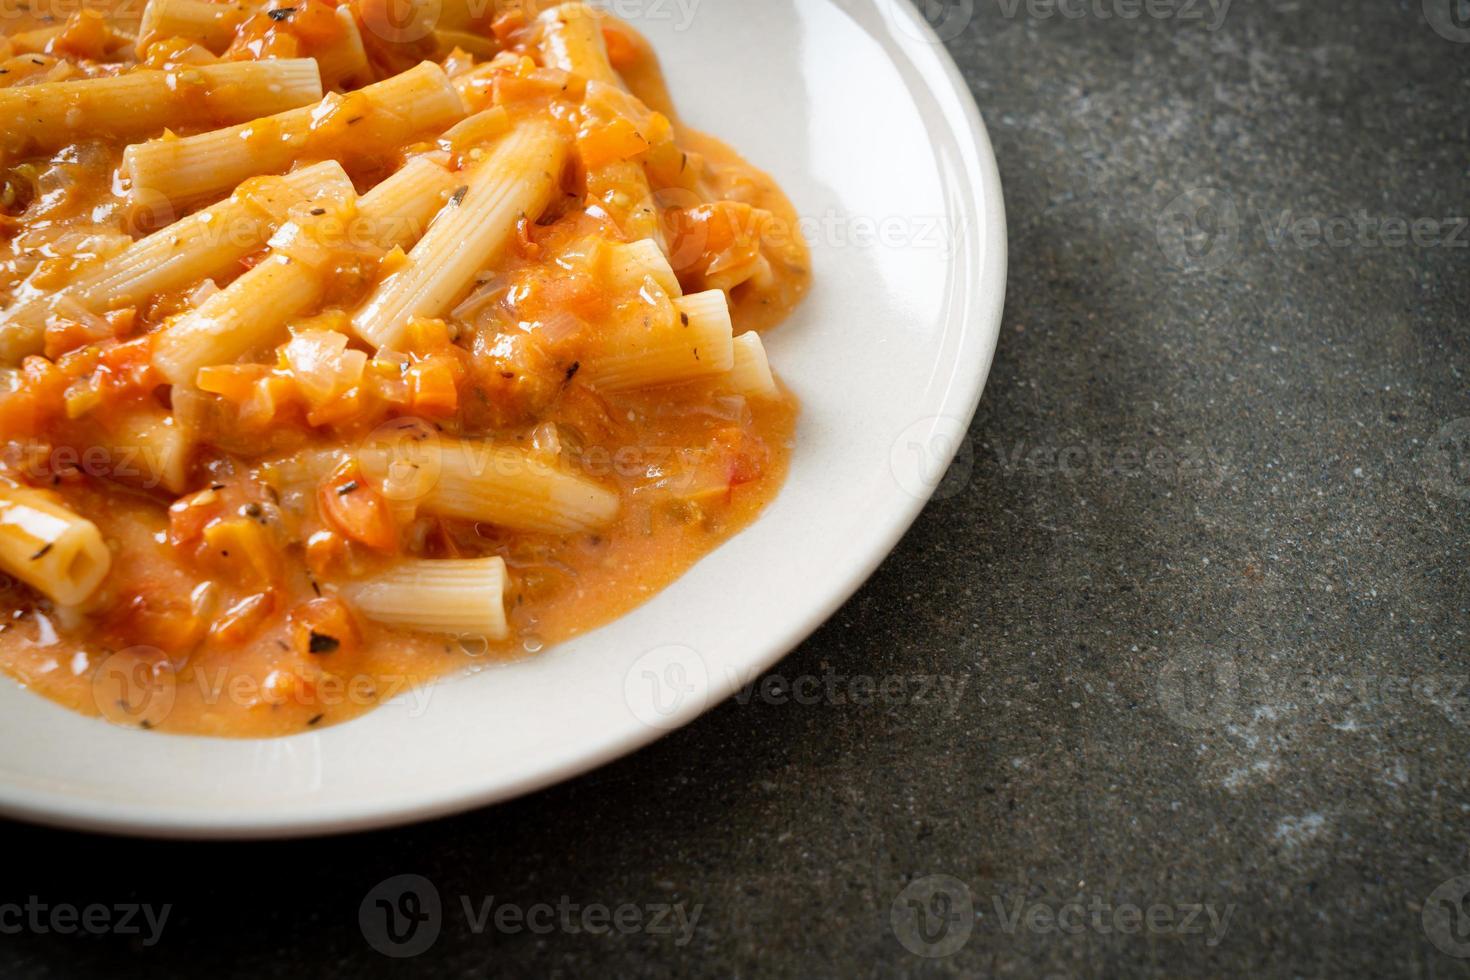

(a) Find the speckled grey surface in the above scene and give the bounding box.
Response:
[3,1,1468,977]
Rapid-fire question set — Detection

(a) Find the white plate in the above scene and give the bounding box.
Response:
[0,0,1006,838]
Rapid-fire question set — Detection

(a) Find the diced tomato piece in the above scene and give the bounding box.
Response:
[210,591,277,646]
[102,595,205,655]
[305,529,344,578]
[492,10,527,43]
[94,336,158,397]
[404,317,452,352]
[287,596,361,658]
[198,364,271,404]
[407,359,458,417]
[51,10,115,60]
[666,202,767,278]
[318,463,396,551]
[577,117,650,170]
[168,489,225,547]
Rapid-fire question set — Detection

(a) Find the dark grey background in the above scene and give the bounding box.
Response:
[4,0,1469,976]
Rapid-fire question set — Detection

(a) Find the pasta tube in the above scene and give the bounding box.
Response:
[0,160,348,365]
[582,289,735,391]
[351,121,568,350]
[313,5,372,90]
[601,237,681,298]
[122,61,465,209]
[359,436,619,534]
[154,157,455,386]
[538,7,664,246]
[725,332,779,399]
[0,59,323,155]
[346,557,508,639]
[136,1,369,89]
[152,164,358,386]
[135,0,253,54]
[0,484,111,606]
[537,2,618,86]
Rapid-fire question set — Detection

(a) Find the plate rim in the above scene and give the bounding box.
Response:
[0,0,1008,839]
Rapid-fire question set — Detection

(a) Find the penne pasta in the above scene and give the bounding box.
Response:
[151,164,357,386]
[345,557,509,640]
[314,4,373,90]
[439,107,510,157]
[538,8,665,247]
[0,484,111,606]
[599,237,683,298]
[155,157,457,386]
[0,58,323,155]
[582,289,736,391]
[340,155,461,254]
[359,436,620,534]
[136,0,369,89]
[725,331,779,399]
[351,121,569,350]
[0,160,348,365]
[122,61,465,210]
[537,2,618,86]
[135,0,253,55]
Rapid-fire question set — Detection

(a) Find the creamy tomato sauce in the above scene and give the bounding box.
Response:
[0,1,809,736]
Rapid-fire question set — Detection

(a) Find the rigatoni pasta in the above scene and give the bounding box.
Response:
[350,121,567,350]
[0,0,809,738]
[0,159,349,363]
[347,557,509,640]
[726,332,780,400]
[360,436,621,534]
[0,58,323,155]
[152,162,358,385]
[122,61,465,209]
[0,483,111,606]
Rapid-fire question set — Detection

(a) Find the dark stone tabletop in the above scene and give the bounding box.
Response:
[3,1,1467,976]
